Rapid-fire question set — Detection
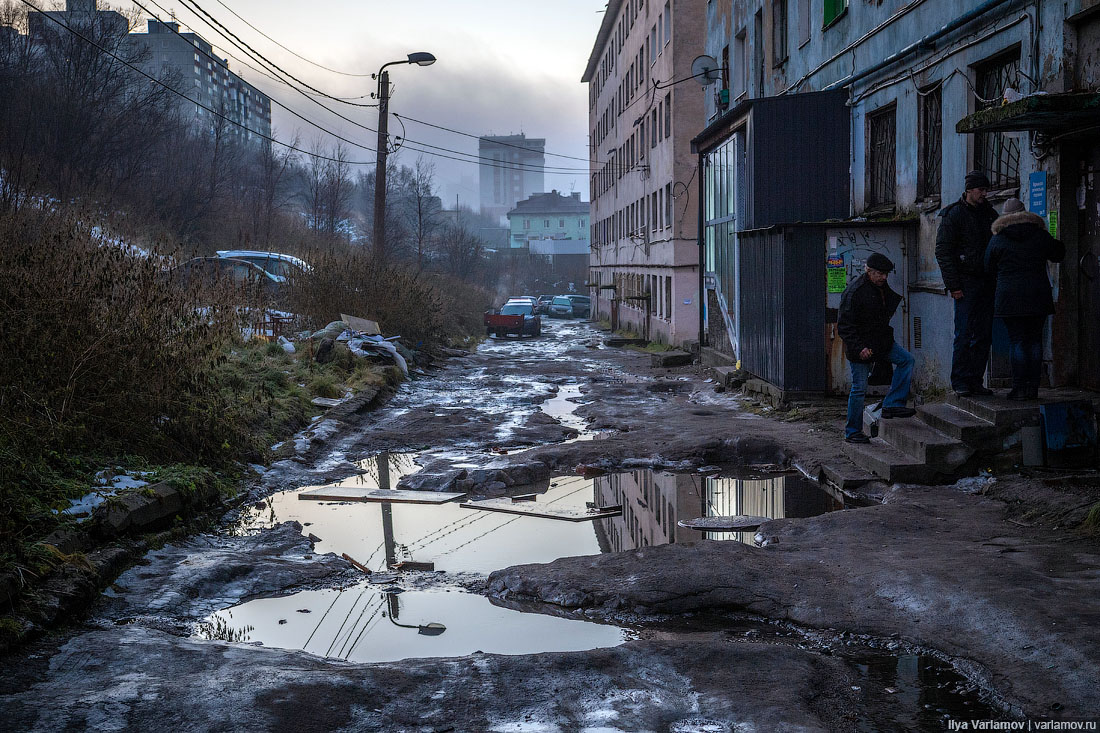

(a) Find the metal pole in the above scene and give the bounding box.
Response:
[372,69,390,261]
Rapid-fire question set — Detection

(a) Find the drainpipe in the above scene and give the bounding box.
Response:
[822,0,1016,91]
[697,153,706,350]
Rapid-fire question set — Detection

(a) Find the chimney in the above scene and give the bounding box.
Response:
[571,192,580,200]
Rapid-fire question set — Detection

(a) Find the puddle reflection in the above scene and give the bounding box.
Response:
[197,585,628,663]
[595,470,845,549]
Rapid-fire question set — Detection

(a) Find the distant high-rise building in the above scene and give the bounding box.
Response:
[127,19,271,144]
[478,134,545,225]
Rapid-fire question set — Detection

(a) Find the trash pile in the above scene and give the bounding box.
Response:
[299,318,411,377]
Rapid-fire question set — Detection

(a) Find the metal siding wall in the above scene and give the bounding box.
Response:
[750,91,851,228]
[784,227,826,392]
[739,227,827,393]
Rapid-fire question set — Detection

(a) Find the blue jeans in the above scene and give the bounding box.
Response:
[846,343,915,438]
[1002,316,1044,389]
[951,276,995,391]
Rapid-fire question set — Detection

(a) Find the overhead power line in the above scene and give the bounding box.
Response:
[14,0,378,165]
[210,0,373,78]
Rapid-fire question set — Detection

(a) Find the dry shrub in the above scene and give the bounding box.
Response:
[285,246,492,348]
[0,207,249,465]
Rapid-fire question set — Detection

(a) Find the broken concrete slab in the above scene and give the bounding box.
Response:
[677,515,772,531]
[298,487,465,504]
[461,498,622,522]
[650,349,692,368]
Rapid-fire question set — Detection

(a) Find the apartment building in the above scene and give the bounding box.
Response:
[695,0,1100,395]
[478,134,545,226]
[128,18,271,144]
[582,0,704,346]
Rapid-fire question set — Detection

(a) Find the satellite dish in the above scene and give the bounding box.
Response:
[691,55,722,86]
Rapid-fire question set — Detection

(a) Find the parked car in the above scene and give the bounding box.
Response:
[566,294,591,318]
[164,257,282,302]
[548,295,575,319]
[484,301,541,337]
[215,250,310,282]
[535,295,555,314]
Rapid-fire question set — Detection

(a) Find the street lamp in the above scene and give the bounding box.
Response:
[384,592,446,635]
[372,52,437,261]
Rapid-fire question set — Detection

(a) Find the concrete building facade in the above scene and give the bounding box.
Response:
[695,0,1100,395]
[479,134,545,226]
[582,0,705,346]
[506,190,589,249]
[128,18,271,144]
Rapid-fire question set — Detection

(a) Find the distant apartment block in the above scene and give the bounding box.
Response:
[128,18,271,143]
[583,0,704,346]
[479,134,545,225]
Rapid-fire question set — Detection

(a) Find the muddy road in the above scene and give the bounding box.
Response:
[2,320,1097,731]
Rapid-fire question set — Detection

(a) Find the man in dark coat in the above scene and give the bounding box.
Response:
[984,198,1065,400]
[935,170,999,396]
[837,253,916,444]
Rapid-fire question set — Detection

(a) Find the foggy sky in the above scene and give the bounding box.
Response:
[124,0,606,207]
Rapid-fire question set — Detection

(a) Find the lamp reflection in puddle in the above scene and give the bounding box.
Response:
[384,591,446,636]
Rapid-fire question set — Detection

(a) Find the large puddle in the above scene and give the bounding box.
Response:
[213,457,848,662]
[196,585,629,663]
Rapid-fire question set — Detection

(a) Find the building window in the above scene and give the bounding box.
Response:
[665,182,673,227]
[735,29,748,98]
[772,0,788,66]
[918,84,942,199]
[823,0,847,28]
[544,219,550,227]
[650,25,657,64]
[524,219,530,230]
[796,0,811,47]
[559,219,565,227]
[867,104,897,208]
[664,92,671,138]
[651,109,658,148]
[663,1,671,44]
[974,50,1021,189]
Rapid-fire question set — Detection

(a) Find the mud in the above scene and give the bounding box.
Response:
[1,319,1097,729]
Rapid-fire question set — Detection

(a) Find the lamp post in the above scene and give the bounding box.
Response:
[372,52,437,261]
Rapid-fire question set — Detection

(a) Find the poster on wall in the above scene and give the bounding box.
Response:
[827,255,847,293]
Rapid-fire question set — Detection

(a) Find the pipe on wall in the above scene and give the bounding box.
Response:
[823,0,1017,91]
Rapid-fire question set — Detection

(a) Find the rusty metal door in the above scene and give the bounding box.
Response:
[1079,145,1100,391]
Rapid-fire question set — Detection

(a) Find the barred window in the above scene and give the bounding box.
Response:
[974,51,1021,189]
[918,85,942,198]
[867,105,896,209]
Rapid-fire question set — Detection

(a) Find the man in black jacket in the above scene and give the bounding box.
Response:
[935,170,999,396]
[837,253,916,444]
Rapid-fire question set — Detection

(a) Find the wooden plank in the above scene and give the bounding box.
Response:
[341,553,372,575]
[341,313,381,336]
[299,487,465,504]
[460,498,621,522]
[678,515,772,531]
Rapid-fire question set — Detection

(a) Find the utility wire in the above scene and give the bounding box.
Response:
[15,0,378,165]
[134,0,382,157]
[210,0,373,78]
[142,0,607,174]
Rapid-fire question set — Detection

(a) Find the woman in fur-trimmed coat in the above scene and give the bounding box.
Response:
[984,198,1065,400]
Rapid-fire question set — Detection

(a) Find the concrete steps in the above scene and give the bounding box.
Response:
[917,402,998,447]
[841,438,932,484]
[877,417,974,469]
[948,393,1039,428]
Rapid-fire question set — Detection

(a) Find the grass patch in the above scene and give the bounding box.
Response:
[1082,503,1100,534]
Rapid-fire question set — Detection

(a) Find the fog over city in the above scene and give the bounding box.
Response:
[121,0,606,202]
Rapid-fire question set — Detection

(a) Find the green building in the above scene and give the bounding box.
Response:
[506,190,588,249]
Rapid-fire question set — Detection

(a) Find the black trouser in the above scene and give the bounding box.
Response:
[1002,316,1045,390]
[951,275,995,391]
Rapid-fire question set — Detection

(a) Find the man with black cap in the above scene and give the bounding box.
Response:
[935,170,999,396]
[837,253,916,444]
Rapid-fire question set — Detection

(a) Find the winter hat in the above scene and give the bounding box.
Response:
[965,170,991,190]
[1002,197,1025,213]
[866,252,895,273]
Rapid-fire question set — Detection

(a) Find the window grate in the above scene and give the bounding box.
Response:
[913,316,923,350]
[918,86,942,198]
[975,53,1021,188]
[867,106,897,208]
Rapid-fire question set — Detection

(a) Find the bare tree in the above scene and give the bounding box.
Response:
[436,221,485,281]
[405,156,440,271]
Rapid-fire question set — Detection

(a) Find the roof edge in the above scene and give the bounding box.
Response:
[582,0,624,83]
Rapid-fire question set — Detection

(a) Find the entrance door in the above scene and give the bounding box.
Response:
[1079,143,1100,390]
